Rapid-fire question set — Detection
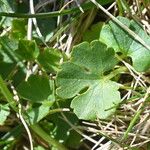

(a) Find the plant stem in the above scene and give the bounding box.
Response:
[122,87,150,140]
[105,66,127,80]
[0,3,93,18]
[0,1,114,19]
[31,124,68,150]
[0,76,18,112]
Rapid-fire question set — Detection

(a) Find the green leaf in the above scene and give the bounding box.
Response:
[0,36,18,79]
[17,75,55,103]
[37,48,62,73]
[39,100,81,147]
[83,22,103,42]
[0,36,18,63]
[0,104,10,125]
[97,0,115,5]
[0,56,16,79]
[56,41,120,120]
[27,102,53,124]
[65,129,81,149]
[100,16,150,72]
[0,1,13,12]
[10,19,27,39]
[0,36,26,82]
[1,125,23,141]
[16,40,39,61]
[47,108,80,145]
[11,68,26,87]
[0,0,29,14]
[34,146,46,150]
[36,18,56,42]
[0,36,26,78]
[0,0,13,28]
[49,113,79,143]
[0,76,18,112]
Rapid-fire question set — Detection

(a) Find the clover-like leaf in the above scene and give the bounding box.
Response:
[100,16,150,72]
[56,41,121,120]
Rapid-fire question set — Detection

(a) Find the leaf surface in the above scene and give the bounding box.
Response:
[100,16,150,72]
[47,100,81,147]
[17,75,54,103]
[27,103,52,124]
[10,19,27,39]
[16,40,39,61]
[37,48,62,73]
[56,41,120,120]
[0,104,10,125]
[83,22,103,42]
[0,36,19,79]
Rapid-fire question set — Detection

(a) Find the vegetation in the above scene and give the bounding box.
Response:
[0,0,150,149]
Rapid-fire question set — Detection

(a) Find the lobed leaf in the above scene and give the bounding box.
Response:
[100,16,150,72]
[56,40,121,120]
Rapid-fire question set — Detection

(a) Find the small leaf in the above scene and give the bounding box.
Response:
[27,103,53,124]
[0,36,26,80]
[0,36,19,79]
[16,40,39,61]
[0,0,13,28]
[0,56,16,79]
[37,48,62,73]
[100,16,150,72]
[10,19,27,39]
[56,41,120,120]
[0,36,18,62]
[48,101,80,144]
[17,75,55,103]
[36,18,56,42]
[83,22,103,42]
[0,36,26,72]
[0,104,10,125]
[65,129,82,149]
[34,146,46,150]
